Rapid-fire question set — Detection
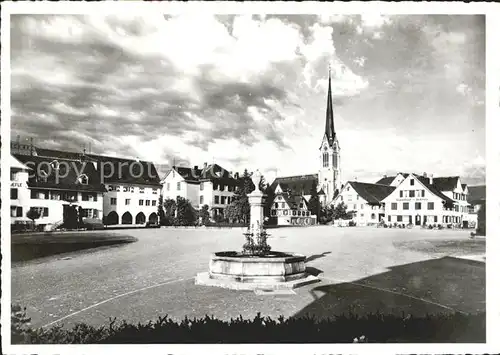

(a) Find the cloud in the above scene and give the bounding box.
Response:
[10,14,484,185]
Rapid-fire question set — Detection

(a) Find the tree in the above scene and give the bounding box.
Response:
[307,180,321,219]
[162,198,177,226]
[175,196,197,226]
[263,182,275,222]
[158,195,166,223]
[200,204,210,225]
[226,169,253,224]
[332,201,349,220]
[26,208,41,231]
[477,201,486,236]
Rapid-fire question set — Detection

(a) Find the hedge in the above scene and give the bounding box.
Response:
[12,305,485,343]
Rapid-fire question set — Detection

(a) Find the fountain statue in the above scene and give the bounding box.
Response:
[195,170,319,291]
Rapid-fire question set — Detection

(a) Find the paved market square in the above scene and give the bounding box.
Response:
[11,226,485,329]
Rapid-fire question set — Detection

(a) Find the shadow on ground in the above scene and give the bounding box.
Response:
[295,256,485,342]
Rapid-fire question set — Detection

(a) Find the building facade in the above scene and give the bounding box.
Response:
[332,181,395,226]
[269,186,316,225]
[382,173,476,228]
[12,145,162,227]
[161,163,239,218]
[13,153,107,228]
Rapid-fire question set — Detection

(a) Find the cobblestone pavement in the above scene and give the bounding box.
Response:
[11,226,485,329]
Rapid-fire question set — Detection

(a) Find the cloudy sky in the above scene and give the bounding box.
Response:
[10,14,485,185]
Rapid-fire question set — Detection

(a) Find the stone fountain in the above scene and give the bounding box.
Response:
[195,170,319,290]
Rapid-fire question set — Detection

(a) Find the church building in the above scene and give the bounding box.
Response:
[269,69,341,224]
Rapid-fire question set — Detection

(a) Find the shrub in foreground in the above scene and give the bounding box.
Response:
[12,305,485,344]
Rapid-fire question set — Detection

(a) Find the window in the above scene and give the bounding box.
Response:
[428,202,434,210]
[415,202,422,210]
[11,206,23,217]
[274,203,278,208]
[78,174,89,185]
[81,208,94,218]
[227,197,231,204]
[152,200,156,206]
[213,183,218,190]
[397,215,402,222]
[299,203,304,208]
[111,198,117,205]
[82,193,90,201]
[353,204,357,209]
[139,188,145,194]
[403,202,409,210]
[10,171,17,181]
[146,200,151,206]
[357,195,359,200]
[410,179,414,186]
[434,216,438,223]
[323,152,329,167]
[125,199,131,205]
[221,196,226,204]
[399,191,403,198]
[361,204,364,209]
[177,182,181,190]
[167,183,170,191]
[409,190,415,198]
[293,210,297,216]
[123,186,130,192]
[11,188,18,200]
[139,200,144,206]
[215,196,220,204]
[360,213,364,218]
[391,202,397,210]
[200,196,204,204]
[371,213,376,219]
[130,187,134,193]
[200,182,204,191]
[422,190,425,198]
[219,185,224,191]
[152,189,158,195]
[271,210,276,216]
[284,210,288,216]
[388,215,391,222]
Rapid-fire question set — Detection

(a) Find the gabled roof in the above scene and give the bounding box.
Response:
[14,154,107,193]
[375,176,396,185]
[468,185,486,203]
[11,155,32,171]
[348,181,396,205]
[33,147,161,187]
[415,175,455,206]
[431,176,460,192]
[168,163,239,185]
[270,174,318,196]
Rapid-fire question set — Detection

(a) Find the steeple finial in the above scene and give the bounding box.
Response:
[324,64,335,146]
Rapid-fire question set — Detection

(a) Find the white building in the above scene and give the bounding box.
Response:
[161,163,239,218]
[13,153,107,228]
[8,155,32,225]
[14,146,162,227]
[332,181,395,226]
[381,173,476,228]
[269,188,316,226]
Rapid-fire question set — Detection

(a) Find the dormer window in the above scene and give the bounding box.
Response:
[78,174,89,185]
[39,170,48,182]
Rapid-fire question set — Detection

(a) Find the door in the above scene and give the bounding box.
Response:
[408,215,412,225]
[415,215,421,226]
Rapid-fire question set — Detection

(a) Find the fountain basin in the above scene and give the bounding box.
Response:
[195,251,320,290]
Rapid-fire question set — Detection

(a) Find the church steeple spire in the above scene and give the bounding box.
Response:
[324,65,336,147]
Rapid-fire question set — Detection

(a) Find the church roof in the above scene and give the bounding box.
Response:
[270,174,318,196]
[468,185,485,204]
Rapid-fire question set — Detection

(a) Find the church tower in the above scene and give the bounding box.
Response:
[318,68,341,204]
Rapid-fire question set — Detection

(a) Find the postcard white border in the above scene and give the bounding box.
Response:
[2,2,499,355]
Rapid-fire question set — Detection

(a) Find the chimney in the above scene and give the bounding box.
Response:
[383,174,387,178]
[429,174,433,185]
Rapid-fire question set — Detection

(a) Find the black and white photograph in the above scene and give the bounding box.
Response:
[1,1,497,353]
